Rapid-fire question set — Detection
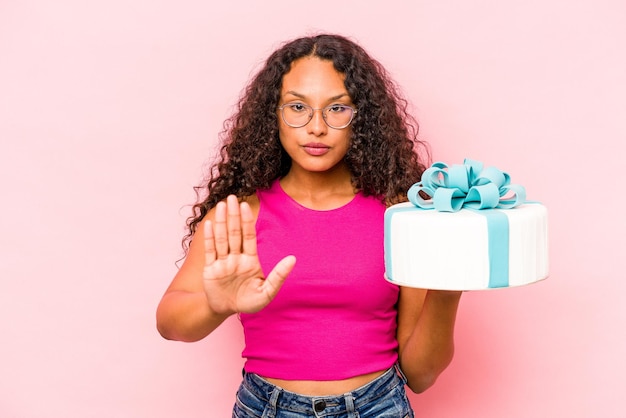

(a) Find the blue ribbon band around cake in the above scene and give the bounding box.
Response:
[403,158,527,288]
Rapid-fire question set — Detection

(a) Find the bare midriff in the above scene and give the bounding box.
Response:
[261,369,387,396]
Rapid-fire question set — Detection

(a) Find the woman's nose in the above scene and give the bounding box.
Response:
[307,108,327,135]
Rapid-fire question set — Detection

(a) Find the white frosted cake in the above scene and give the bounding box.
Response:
[384,159,549,291]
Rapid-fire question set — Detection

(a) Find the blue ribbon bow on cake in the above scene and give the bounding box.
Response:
[407,158,526,212]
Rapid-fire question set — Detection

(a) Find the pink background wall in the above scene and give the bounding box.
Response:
[1,1,624,416]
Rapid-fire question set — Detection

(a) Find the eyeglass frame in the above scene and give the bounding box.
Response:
[276,103,358,130]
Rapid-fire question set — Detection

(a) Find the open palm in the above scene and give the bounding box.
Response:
[202,195,296,315]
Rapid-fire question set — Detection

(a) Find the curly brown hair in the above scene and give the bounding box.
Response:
[183,33,429,252]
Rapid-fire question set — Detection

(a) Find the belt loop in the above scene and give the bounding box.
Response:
[395,362,409,385]
[261,387,281,418]
[344,393,356,417]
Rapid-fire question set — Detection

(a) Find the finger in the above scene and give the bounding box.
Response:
[226,195,242,255]
[262,255,296,299]
[213,201,229,259]
[240,201,258,256]
[203,220,217,265]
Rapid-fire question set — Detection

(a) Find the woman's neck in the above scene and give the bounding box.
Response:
[279,165,355,210]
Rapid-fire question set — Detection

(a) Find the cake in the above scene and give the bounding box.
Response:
[384,159,549,291]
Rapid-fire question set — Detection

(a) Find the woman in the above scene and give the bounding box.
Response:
[157,33,462,417]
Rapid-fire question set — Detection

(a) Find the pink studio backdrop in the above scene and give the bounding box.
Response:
[1,1,624,416]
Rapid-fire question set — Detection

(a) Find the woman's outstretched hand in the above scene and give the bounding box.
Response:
[202,195,296,315]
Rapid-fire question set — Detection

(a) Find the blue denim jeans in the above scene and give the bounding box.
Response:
[232,364,415,417]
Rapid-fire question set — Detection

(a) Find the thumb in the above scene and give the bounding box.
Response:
[262,255,296,299]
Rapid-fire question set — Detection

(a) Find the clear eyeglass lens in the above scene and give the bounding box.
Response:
[281,104,354,129]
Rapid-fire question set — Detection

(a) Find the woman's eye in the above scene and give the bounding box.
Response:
[288,104,307,112]
[328,105,348,113]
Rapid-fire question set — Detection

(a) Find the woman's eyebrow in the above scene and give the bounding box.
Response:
[283,91,350,101]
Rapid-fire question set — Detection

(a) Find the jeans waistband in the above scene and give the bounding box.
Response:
[242,364,407,415]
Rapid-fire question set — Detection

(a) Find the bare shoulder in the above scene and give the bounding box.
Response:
[164,202,220,293]
[166,193,260,293]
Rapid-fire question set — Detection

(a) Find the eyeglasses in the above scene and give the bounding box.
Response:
[277,103,357,129]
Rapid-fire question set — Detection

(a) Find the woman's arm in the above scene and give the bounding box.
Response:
[156,195,295,342]
[156,214,231,342]
[396,287,462,393]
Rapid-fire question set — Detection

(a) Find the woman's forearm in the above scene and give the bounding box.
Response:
[156,290,231,342]
[399,290,462,393]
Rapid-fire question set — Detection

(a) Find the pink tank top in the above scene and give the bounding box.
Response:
[239,180,399,380]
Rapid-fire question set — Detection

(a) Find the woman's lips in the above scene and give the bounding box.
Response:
[302,143,330,156]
